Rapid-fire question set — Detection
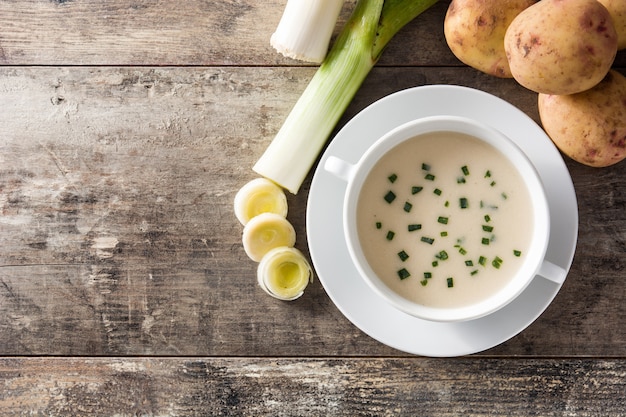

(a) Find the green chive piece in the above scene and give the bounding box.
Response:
[485,170,491,178]
[375,222,382,229]
[425,173,435,181]
[482,237,490,245]
[478,256,487,266]
[398,250,409,262]
[460,197,468,209]
[437,216,448,225]
[440,231,448,237]
[514,250,522,257]
[482,225,494,232]
[490,181,496,187]
[457,177,466,184]
[388,173,398,183]
[445,200,450,207]
[384,191,396,204]
[454,245,467,255]
[420,280,428,286]
[471,270,479,276]
[433,188,442,196]
[461,165,470,176]
[422,163,431,171]
[421,237,435,245]
[424,272,432,279]
[484,214,491,223]
[398,268,411,280]
[465,260,474,267]
[408,224,422,232]
[492,257,503,269]
[386,231,395,241]
[411,186,423,195]
[435,250,449,260]
[447,277,454,288]
[501,192,508,200]
[432,261,439,267]
[403,202,413,212]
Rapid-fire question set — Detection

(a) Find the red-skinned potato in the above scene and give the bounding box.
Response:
[505,0,618,95]
[538,70,626,167]
[444,0,536,78]
[597,0,626,50]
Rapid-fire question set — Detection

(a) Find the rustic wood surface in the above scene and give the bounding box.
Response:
[0,0,625,415]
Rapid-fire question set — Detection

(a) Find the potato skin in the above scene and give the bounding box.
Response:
[444,0,536,78]
[505,0,618,95]
[597,0,626,50]
[538,70,626,167]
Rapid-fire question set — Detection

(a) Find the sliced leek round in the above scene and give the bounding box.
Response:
[242,212,296,262]
[257,246,313,301]
[234,178,288,226]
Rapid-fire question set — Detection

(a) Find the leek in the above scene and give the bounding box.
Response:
[271,0,346,63]
[255,0,440,194]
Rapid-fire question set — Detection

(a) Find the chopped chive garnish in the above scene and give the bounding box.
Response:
[421,237,435,245]
[485,170,491,178]
[388,173,398,183]
[465,260,474,266]
[422,163,431,171]
[432,261,439,267]
[478,256,487,266]
[514,250,522,257]
[398,250,409,262]
[375,222,382,229]
[425,173,436,181]
[433,188,442,196]
[457,177,466,184]
[490,181,496,187]
[461,165,470,176]
[403,202,413,212]
[424,272,432,279]
[411,186,423,195]
[384,191,396,204]
[437,216,449,225]
[460,197,468,209]
[408,224,422,232]
[501,192,508,200]
[481,237,490,245]
[480,200,484,208]
[435,250,449,260]
[420,280,428,286]
[492,257,503,269]
[440,231,448,237]
[398,268,411,280]
[447,277,454,288]
[482,225,494,232]
[471,270,479,276]
[458,247,467,255]
[445,200,450,207]
[386,231,395,241]
[484,214,491,223]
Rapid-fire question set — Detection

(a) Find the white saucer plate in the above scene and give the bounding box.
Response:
[306,85,578,357]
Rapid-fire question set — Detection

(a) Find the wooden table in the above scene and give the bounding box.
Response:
[1,0,625,414]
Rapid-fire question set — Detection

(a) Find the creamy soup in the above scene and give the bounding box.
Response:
[357,131,533,309]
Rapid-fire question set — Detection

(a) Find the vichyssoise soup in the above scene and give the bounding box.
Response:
[356,131,533,309]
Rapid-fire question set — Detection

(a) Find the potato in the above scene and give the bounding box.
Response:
[444,0,536,78]
[597,0,626,50]
[504,0,618,95]
[538,70,626,167]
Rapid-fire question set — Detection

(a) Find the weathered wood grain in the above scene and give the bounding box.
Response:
[1,0,623,67]
[0,357,625,416]
[1,66,625,357]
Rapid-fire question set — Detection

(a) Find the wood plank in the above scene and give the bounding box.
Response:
[0,357,625,415]
[1,0,623,67]
[1,66,625,356]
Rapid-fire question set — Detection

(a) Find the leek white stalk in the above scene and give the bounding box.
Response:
[271,0,346,63]
[255,0,440,194]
